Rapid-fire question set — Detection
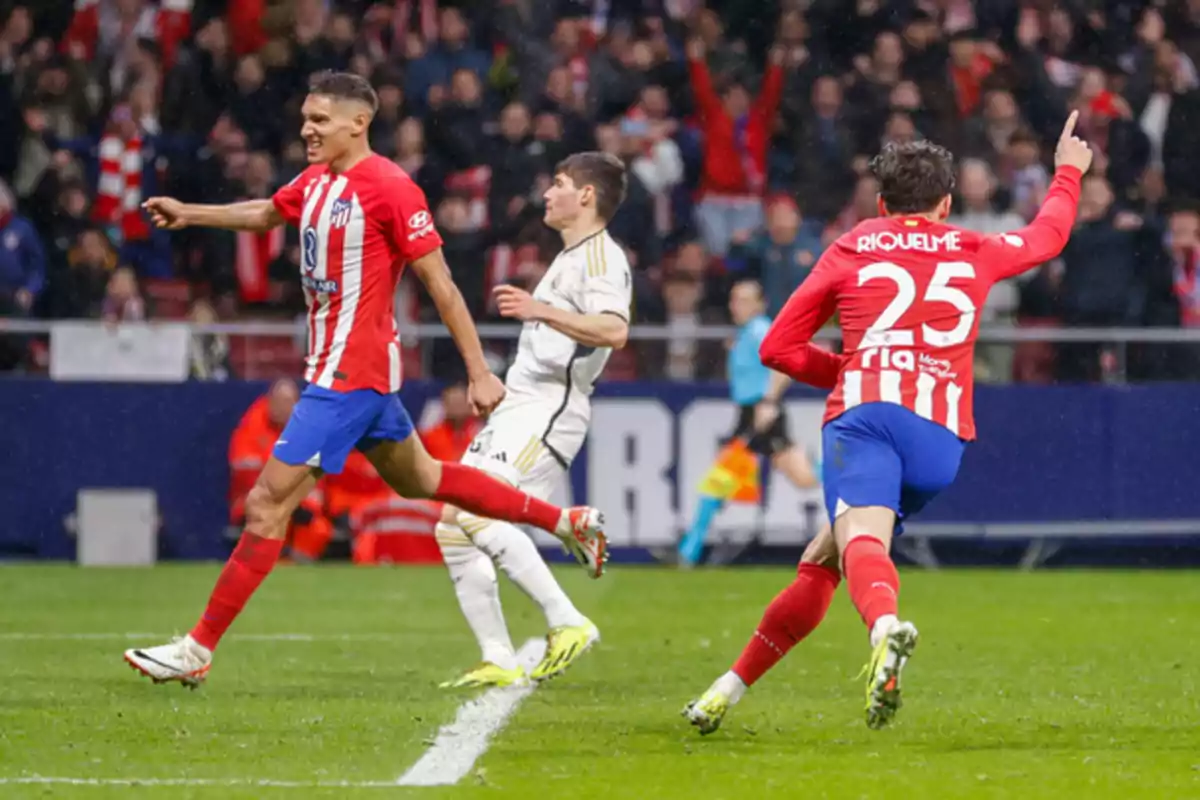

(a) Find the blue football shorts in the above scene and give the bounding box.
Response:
[821,402,965,535]
[273,385,415,475]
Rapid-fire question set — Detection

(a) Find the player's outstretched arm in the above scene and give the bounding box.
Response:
[982,111,1092,280]
[410,248,506,415]
[759,260,844,389]
[493,284,629,349]
[142,197,283,232]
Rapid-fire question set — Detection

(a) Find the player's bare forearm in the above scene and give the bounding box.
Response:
[411,248,492,378]
[763,370,791,403]
[989,166,1082,280]
[184,200,282,232]
[534,304,629,349]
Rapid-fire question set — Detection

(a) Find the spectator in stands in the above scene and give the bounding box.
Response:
[50,227,116,319]
[726,195,822,318]
[686,37,784,257]
[228,378,332,560]
[593,121,660,270]
[324,450,390,545]
[1169,206,1200,329]
[404,7,490,117]
[231,152,285,309]
[428,68,491,173]
[229,53,281,152]
[420,383,484,463]
[660,272,704,381]
[962,89,1024,169]
[101,266,146,324]
[392,117,445,209]
[1058,175,1155,382]
[1004,128,1051,222]
[368,69,405,157]
[490,102,543,224]
[949,159,1028,382]
[0,179,46,320]
[621,100,684,239]
[785,75,856,220]
[187,298,230,382]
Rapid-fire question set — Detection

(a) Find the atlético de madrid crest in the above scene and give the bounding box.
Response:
[329,198,352,229]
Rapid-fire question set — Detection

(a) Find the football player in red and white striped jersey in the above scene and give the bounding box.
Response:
[124,71,608,688]
[686,113,1092,735]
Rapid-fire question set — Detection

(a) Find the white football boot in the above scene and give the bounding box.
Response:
[557,507,609,579]
[863,617,919,729]
[124,635,212,689]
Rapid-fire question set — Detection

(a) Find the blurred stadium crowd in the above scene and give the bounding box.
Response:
[0,0,1199,382]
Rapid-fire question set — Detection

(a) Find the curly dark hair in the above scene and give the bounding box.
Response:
[869,140,956,214]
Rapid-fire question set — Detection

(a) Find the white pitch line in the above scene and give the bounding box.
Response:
[397,637,546,787]
[0,632,433,643]
[0,777,398,789]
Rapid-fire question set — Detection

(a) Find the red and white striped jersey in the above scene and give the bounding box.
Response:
[760,166,1083,441]
[272,155,442,394]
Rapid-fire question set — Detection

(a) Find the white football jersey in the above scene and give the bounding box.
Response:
[504,229,632,403]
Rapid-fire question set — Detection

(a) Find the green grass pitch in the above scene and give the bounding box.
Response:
[1,565,1198,799]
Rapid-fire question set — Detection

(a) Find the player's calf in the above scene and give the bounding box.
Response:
[834,507,898,636]
[686,547,839,736]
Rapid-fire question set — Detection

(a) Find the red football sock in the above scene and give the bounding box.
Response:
[434,462,562,532]
[842,536,900,631]
[732,563,839,686]
[190,532,284,651]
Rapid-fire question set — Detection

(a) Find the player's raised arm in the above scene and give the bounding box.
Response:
[758,258,844,389]
[409,247,506,414]
[979,111,1093,280]
[142,197,283,232]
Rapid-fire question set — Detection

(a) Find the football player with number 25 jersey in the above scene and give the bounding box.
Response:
[686,112,1093,735]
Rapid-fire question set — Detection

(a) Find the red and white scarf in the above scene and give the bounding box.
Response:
[94,115,149,243]
[236,226,286,304]
[1173,246,1200,327]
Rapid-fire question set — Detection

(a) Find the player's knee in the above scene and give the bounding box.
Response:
[800,526,838,570]
[244,484,287,538]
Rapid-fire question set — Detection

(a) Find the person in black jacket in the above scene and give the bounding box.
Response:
[1057,173,1160,381]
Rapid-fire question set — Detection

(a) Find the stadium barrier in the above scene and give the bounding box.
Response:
[4,318,1200,384]
[3,375,1199,568]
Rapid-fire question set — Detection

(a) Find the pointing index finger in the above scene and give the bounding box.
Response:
[1061,110,1079,141]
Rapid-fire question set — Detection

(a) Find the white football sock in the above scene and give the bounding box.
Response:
[870,614,899,649]
[714,670,747,704]
[465,515,586,630]
[436,523,517,670]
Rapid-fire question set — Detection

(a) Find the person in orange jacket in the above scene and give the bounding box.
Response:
[350,383,483,565]
[228,379,332,561]
[325,449,391,527]
[420,383,483,462]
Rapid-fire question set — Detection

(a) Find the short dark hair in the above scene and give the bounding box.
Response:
[308,70,379,115]
[870,140,956,214]
[555,151,628,221]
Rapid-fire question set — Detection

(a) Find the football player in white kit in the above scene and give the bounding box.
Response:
[436,152,632,688]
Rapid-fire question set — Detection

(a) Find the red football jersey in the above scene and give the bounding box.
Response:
[272,155,443,394]
[761,166,1083,441]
